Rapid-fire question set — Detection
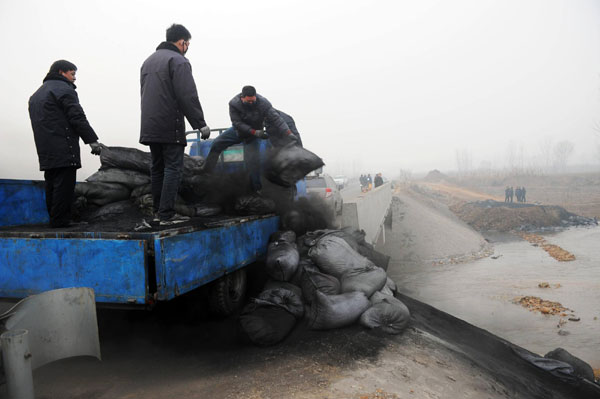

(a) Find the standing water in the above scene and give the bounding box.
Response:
[382,197,600,369]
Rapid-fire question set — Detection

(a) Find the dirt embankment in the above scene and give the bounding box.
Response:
[409,180,597,233]
[455,172,600,219]
[448,200,595,232]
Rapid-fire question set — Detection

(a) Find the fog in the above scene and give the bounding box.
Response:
[1,0,599,180]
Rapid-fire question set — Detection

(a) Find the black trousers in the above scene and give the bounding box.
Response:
[44,167,77,227]
[149,143,185,219]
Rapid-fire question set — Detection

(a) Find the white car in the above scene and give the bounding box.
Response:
[306,174,343,215]
[333,175,348,190]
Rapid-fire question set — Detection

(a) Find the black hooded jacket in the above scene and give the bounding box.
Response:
[28,73,99,171]
[229,93,289,139]
[139,42,207,145]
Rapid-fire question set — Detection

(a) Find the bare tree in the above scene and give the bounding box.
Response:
[397,169,412,184]
[552,140,574,173]
[455,148,472,178]
[538,136,554,173]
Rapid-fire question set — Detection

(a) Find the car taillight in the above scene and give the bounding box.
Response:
[325,188,332,192]
[325,187,332,197]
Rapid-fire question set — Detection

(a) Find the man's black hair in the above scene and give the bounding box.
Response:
[49,60,77,74]
[242,85,256,97]
[166,24,191,42]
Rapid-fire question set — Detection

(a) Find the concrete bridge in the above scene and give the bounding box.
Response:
[340,180,392,245]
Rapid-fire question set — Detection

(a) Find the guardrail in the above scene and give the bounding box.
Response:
[341,182,392,244]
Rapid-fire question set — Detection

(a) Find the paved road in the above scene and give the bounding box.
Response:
[340,179,362,201]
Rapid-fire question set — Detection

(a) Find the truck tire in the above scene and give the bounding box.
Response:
[209,268,247,316]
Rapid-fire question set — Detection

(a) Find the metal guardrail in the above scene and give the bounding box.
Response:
[185,128,228,144]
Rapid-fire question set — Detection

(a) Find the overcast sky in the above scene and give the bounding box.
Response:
[1,0,599,179]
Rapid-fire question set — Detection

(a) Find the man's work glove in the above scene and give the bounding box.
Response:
[253,129,269,139]
[200,126,211,140]
[89,142,102,155]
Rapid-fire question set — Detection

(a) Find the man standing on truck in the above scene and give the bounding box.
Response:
[201,85,299,192]
[29,60,103,228]
[140,23,211,225]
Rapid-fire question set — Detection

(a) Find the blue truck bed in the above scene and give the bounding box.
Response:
[0,179,279,305]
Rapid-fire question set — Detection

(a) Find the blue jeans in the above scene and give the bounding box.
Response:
[149,143,185,219]
[205,127,262,191]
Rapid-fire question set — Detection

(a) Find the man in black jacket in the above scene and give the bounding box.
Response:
[266,109,303,148]
[29,59,102,228]
[140,24,211,225]
[202,85,298,192]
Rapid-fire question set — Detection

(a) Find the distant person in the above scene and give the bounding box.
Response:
[201,85,298,193]
[522,186,526,202]
[28,59,103,228]
[515,186,522,202]
[140,24,211,226]
[504,186,510,203]
[367,174,373,190]
[509,186,514,203]
[374,173,383,188]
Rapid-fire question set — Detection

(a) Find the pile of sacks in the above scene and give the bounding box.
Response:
[74,145,325,223]
[238,229,410,346]
[74,146,224,221]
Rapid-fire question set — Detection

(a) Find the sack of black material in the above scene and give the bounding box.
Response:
[293,258,314,282]
[87,200,138,220]
[181,155,205,186]
[265,240,299,281]
[136,193,153,214]
[544,348,595,381]
[256,288,304,319]
[270,230,296,244]
[238,302,297,347]
[74,182,131,206]
[263,280,303,301]
[360,292,410,334]
[384,277,397,294]
[340,265,387,297]
[308,235,373,278]
[301,264,340,304]
[265,143,324,187]
[328,229,391,271]
[308,290,370,330]
[195,204,222,217]
[234,194,276,215]
[130,184,152,199]
[87,168,151,189]
[183,154,204,176]
[100,146,151,174]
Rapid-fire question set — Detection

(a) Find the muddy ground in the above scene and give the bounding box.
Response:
[3,294,592,399]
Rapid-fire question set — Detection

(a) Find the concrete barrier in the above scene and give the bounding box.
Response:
[341,182,392,244]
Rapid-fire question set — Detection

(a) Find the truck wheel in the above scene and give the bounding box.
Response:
[209,268,247,316]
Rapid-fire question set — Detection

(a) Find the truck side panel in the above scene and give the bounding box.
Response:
[0,179,48,227]
[0,238,148,304]
[155,216,279,300]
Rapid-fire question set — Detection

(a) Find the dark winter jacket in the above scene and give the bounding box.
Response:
[266,109,303,147]
[139,42,206,145]
[28,74,99,171]
[229,94,289,139]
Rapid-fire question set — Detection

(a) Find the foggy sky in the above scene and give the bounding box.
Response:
[1,0,599,180]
